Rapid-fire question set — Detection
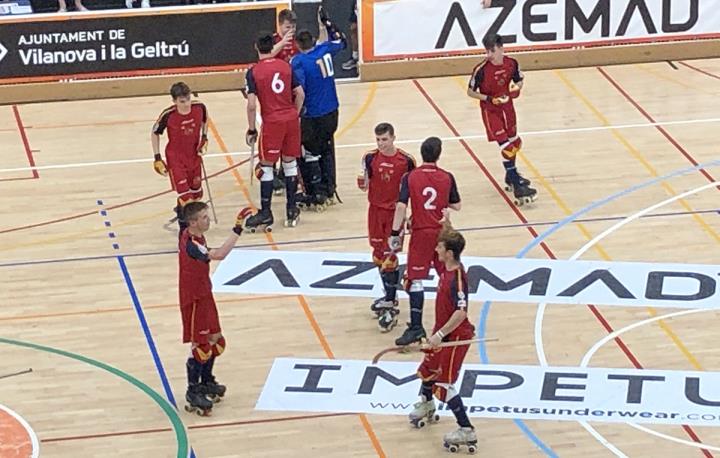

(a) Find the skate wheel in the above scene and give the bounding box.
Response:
[513,199,522,207]
[184,405,193,413]
[415,419,426,428]
[433,414,440,422]
[315,206,326,213]
[468,445,477,454]
[504,185,512,192]
[265,225,273,233]
[249,227,257,233]
[444,443,458,453]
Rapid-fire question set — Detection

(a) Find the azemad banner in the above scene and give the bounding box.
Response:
[257,358,720,426]
[212,249,720,309]
[360,0,720,61]
[0,1,289,83]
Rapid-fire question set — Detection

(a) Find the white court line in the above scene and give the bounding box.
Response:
[0,404,40,458]
[2,116,720,175]
[534,181,720,457]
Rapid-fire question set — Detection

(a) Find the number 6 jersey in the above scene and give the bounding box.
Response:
[245,57,300,123]
[398,163,461,231]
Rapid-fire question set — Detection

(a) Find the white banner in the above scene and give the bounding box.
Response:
[212,249,720,309]
[365,0,720,60]
[257,358,720,426]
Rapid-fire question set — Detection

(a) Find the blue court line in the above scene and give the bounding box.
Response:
[2,206,719,269]
[96,200,196,458]
[476,159,720,457]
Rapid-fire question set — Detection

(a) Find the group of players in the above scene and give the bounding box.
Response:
[150,4,536,452]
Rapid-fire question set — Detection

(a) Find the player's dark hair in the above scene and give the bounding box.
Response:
[183,201,208,222]
[256,32,275,54]
[295,29,316,51]
[439,227,466,261]
[482,33,503,51]
[278,8,297,24]
[170,82,191,100]
[374,123,394,137]
[420,136,442,163]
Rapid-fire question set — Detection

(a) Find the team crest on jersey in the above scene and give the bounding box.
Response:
[381,171,392,182]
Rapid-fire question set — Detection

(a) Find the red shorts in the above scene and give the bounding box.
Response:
[259,118,301,163]
[368,206,395,262]
[167,155,202,204]
[406,228,442,281]
[480,101,517,144]
[417,338,471,401]
[181,295,221,345]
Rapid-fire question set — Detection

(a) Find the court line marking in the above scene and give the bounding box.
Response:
[0,337,189,458]
[2,115,720,175]
[208,85,388,457]
[0,403,39,458]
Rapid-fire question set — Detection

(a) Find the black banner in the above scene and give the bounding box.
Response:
[0,6,278,81]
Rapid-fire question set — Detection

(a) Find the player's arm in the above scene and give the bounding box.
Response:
[151,111,169,176]
[510,59,524,96]
[448,174,461,211]
[291,69,305,115]
[467,65,490,101]
[271,32,293,58]
[208,208,253,260]
[198,103,208,155]
[388,174,410,250]
[245,69,259,144]
[428,272,469,347]
[357,152,374,191]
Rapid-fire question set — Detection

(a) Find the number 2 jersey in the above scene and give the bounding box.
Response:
[245,57,300,123]
[398,163,460,231]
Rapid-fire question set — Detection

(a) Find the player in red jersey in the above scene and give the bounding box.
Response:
[389,137,461,346]
[245,32,306,231]
[272,9,299,63]
[408,226,477,453]
[467,34,537,206]
[357,123,415,332]
[179,202,252,416]
[151,82,208,233]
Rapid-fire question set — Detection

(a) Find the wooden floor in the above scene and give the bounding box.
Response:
[3,57,720,458]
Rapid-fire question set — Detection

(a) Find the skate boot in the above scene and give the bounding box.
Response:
[504,173,530,192]
[201,376,226,403]
[377,305,400,333]
[184,384,213,416]
[284,206,300,228]
[297,192,325,212]
[244,209,273,233]
[512,183,537,207]
[370,298,398,318]
[443,427,478,454]
[409,399,439,428]
[395,323,426,347]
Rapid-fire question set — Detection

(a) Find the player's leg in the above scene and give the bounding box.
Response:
[168,165,194,235]
[281,118,302,227]
[501,103,536,204]
[436,344,476,453]
[181,301,213,415]
[342,1,359,70]
[410,351,441,428]
[317,110,339,203]
[199,296,226,402]
[298,117,327,209]
[188,159,204,203]
[246,124,281,231]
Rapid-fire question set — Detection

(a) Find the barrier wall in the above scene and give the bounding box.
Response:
[358,0,720,81]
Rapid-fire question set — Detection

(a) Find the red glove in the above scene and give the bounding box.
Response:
[233,207,254,235]
[356,173,367,191]
[197,135,208,156]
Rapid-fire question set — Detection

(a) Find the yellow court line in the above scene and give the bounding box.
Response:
[207,80,386,457]
[336,82,377,139]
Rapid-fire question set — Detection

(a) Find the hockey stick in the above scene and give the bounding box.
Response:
[0,368,32,380]
[372,338,498,365]
[249,140,256,185]
[201,159,218,224]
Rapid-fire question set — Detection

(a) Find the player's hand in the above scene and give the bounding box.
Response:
[356,173,367,191]
[153,154,168,176]
[233,207,253,235]
[197,135,208,156]
[491,95,510,105]
[509,83,521,99]
[245,128,258,146]
[388,231,402,252]
[280,30,294,46]
[318,5,329,25]
[427,333,442,349]
[439,208,452,227]
[482,0,492,7]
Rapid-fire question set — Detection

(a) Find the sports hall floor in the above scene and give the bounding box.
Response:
[2,58,720,457]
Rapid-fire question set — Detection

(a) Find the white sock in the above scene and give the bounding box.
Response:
[352,51,358,60]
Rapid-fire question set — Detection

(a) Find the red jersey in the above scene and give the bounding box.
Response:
[246,58,299,123]
[178,229,212,304]
[434,264,474,339]
[468,56,523,102]
[399,163,460,231]
[273,32,299,62]
[362,148,415,211]
[153,102,207,160]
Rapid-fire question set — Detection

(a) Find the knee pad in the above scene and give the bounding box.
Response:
[433,383,458,403]
[380,253,398,273]
[499,140,515,160]
[282,160,298,177]
[192,343,213,363]
[177,191,193,206]
[404,279,424,293]
[191,176,202,190]
[212,336,226,357]
[256,164,274,182]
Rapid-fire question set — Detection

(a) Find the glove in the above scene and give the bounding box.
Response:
[388,230,402,252]
[233,207,254,235]
[356,172,367,191]
[245,128,258,146]
[509,83,521,99]
[197,135,208,156]
[153,154,168,176]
